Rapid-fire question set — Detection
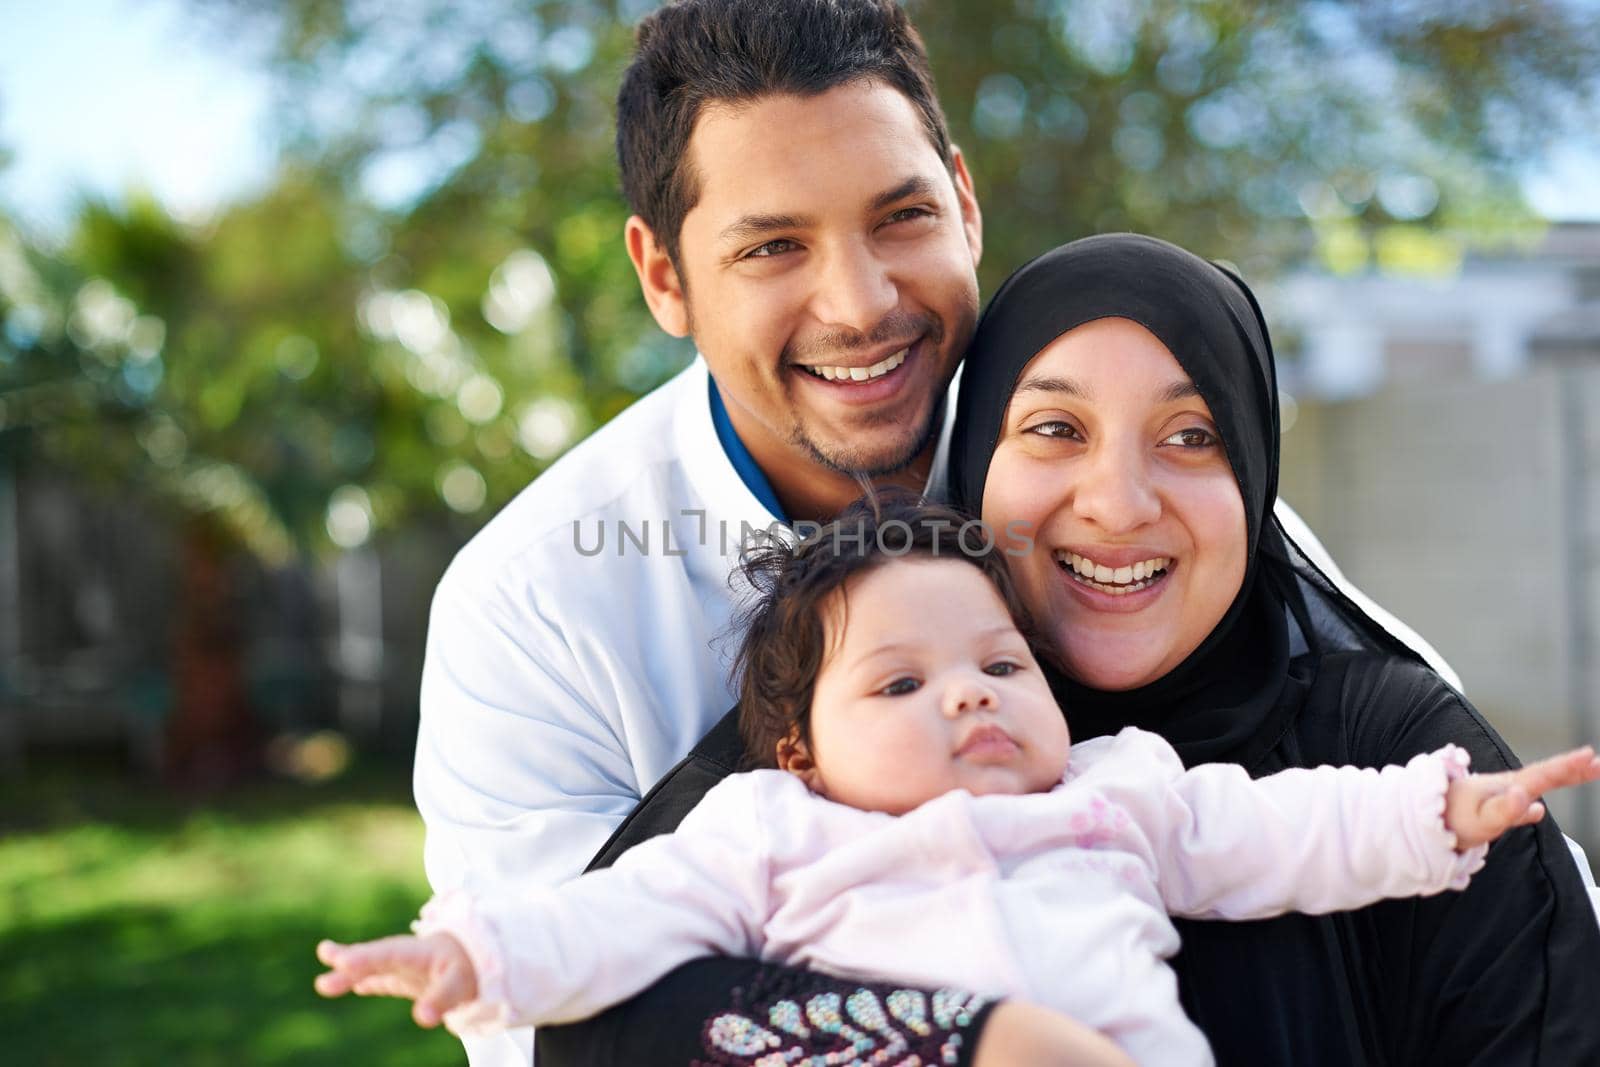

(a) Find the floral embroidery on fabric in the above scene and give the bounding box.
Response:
[1067,794,1131,850]
[696,970,990,1067]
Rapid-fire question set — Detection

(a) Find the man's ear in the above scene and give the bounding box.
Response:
[776,727,824,795]
[949,146,983,269]
[625,215,691,338]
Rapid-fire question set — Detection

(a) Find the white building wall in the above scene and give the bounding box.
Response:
[1279,267,1580,397]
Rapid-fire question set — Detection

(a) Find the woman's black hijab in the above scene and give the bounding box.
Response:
[950,233,1428,767]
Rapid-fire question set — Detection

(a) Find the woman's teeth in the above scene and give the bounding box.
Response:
[1055,552,1170,595]
[802,348,907,382]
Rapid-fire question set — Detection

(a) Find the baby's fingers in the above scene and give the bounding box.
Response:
[1511,746,1600,801]
[1480,784,1540,835]
[314,969,355,998]
[353,974,422,998]
[315,941,362,999]
[414,964,476,1028]
[315,936,428,996]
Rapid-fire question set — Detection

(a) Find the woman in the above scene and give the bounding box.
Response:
[537,234,1600,1065]
[947,232,1600,1063]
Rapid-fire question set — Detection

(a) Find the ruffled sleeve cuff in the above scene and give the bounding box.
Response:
[412,889,516,1037]
[1408,744,1489,890]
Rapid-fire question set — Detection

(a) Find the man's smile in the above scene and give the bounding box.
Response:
[797,346,909,381]
[788,336,929,408]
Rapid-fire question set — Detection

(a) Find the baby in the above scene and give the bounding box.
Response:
[316,497,1600,1067]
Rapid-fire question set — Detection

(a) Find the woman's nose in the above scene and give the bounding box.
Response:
[1071,442,1161,534]
[811,242,898,333]
[943,674,998,718]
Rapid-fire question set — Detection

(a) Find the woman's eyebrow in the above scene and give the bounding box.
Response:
[1160,379,1202,403]
[1008,375,1201,403]
[1012,374,1088,399]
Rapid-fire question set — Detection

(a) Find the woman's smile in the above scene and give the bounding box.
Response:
[1053,547,1174,604]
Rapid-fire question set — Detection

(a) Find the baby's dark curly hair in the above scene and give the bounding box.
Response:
[730,491,1046,769]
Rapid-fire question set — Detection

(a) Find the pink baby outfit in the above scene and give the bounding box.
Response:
[420,727,1485,1066]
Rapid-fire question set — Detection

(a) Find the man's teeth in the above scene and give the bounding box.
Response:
[1054,552,1171,595]
[803,348,908,382]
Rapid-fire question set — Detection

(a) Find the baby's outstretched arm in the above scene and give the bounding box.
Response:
[315,934,478,1029]
[1445,745,1600,849]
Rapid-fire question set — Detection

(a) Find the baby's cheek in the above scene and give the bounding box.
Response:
[1038,727,1073,787]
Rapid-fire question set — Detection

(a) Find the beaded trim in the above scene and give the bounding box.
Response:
[695,972,990,1067]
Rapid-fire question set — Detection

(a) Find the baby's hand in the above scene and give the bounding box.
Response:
[315,933,478,1028]
[1445,746,1600,850]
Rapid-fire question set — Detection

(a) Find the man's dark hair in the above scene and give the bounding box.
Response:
[616,0,954,270]
[731,492,1046,770]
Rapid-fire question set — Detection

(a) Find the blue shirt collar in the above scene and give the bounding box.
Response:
[708,376,789,524]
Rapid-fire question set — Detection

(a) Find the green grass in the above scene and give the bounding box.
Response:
[0,758,464,1066]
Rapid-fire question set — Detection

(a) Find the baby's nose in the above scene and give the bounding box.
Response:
[944,677,998,717]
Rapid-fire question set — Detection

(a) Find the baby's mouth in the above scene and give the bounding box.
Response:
[1053,551,1170,596]
[957,724,1019,760]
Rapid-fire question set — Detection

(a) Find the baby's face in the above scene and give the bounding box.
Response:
[795,557,1071,814]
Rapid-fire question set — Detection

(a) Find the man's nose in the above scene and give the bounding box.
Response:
[811,241,898,334]
[1070,440,1161,535]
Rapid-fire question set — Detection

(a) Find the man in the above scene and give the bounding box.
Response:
[413,3,987,1063]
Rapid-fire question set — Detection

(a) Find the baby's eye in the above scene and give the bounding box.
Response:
[880,677,921,696]
[984,661,1021,677]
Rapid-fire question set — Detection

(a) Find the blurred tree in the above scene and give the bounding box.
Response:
[922,0,1600,278]
[0,173,595,778]
[185,0,1600,289]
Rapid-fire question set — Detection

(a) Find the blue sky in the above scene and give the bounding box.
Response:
[2,0,1597,233]
[0,0,275,232]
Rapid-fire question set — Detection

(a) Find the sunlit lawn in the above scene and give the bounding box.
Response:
[0,755,462,1066]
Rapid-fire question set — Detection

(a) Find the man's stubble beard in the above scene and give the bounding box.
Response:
[795,386,947,478]
[790,308,958,479]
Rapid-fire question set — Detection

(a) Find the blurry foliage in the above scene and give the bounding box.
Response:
[3,0,1599,561]
[920,0,1599,278]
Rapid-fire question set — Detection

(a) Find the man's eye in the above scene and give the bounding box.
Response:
[880,677,921,696]
[883,206,932,225]
[984,661,1020,677]
[745,239,798,259]
[1161,427,1218,449]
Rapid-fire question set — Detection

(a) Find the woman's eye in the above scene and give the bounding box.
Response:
[983,661,1020,677]
[745,238,798,259]
[1161,427,1218,449]
[1025,420,1082,440]
[880,677,921,696]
